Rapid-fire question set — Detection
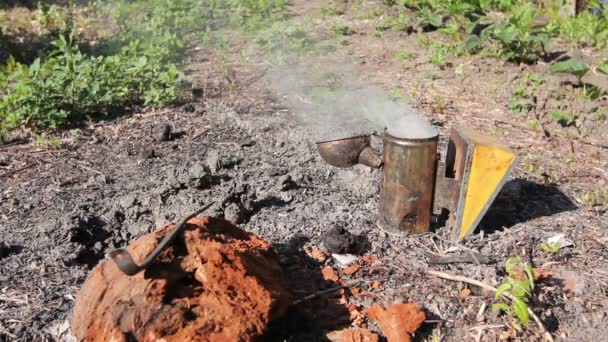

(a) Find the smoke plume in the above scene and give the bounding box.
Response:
[268,59,437,142]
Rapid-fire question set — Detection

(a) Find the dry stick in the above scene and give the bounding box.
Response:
[0,162,37,178]
[592,167,608,181]
[426,270,554,342]
[70,159,103,175]
[469,324,506,331]
[430,234,482,266]
[293,278,363,305]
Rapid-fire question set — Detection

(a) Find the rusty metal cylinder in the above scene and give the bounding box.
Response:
[378,133,439,235]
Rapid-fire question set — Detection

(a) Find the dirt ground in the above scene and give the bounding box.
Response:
[1,1,607,341]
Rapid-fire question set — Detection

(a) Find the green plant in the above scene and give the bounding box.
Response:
[582,189,608,209]
[492,125,505,135]
[394,48,417,61]
[390,88,412,103]
[492,257,535,328]
[582,85,605,100]
[540,242,561,255]
[549,58,589,84]
[599,60,608,75]
[430,45,449,67]
[509,72,543,113]
[556,11,608,49]
[0,35,182,130]
[320,3,346,16]
[255,22,313,56]
[333,25,356,36]
[375,16,395,31]
[416,6,445,30]
[469,3,549,62]
[392,13,412,31]
[549,110,576,126]
[522,154,538,173]
[33,132,62,149]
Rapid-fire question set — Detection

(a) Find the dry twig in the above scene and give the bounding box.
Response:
[293,278,363,305]
[0,163,37,178]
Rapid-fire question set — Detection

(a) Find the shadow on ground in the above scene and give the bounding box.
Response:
[479,178,577,233]
[265,235,351,341]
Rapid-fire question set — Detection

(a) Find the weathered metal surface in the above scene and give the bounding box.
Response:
[450,126,517,240]
[317,135,382,169]
[109,202,215,276]
[378,133,439,235]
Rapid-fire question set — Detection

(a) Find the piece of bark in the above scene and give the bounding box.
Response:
[366,303,425,342]
[71,217,290,342]
[327,328,380,342]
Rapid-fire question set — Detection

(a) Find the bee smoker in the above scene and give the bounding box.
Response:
[316,126,517,240]
[317,132,439,236]
[377,133,438,235]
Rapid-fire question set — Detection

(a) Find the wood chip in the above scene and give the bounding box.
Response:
[460,288,471,299]
[343,262,361,276]
[321,266,340,282]
[305,246,328,262]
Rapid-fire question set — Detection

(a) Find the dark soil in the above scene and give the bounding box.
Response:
[1,1,608,341]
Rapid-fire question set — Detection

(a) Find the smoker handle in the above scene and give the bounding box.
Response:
[109,202,215,276]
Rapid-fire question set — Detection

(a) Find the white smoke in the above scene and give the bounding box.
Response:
[268,59,437,141]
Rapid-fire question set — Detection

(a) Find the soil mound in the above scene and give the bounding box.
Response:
[71,217,290,341]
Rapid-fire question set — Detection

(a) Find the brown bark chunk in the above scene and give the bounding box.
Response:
[71,217,290,342]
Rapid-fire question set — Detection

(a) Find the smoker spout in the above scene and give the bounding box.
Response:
[317,135,381,169]
[357,146,382,168]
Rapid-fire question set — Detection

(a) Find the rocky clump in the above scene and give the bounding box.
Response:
[71,217,290,341]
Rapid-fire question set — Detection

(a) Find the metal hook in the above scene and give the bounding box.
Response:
[109,202,215,276]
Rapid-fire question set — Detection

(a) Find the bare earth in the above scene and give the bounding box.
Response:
[1,1,607,341]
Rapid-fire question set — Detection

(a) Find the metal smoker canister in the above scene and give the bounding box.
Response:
[378,132,439,235]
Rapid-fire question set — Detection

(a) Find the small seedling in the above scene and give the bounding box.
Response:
[549,58,589,84]
[392,13,411,31]
[416,7,444,30]
[582,85,605,100]
[430,44,450,68]
[492,125,505,135]
[33,133,62,150]
[582,189,608,209]
[549,110,576,126]
[320,3,346,16]
[394,48,417,61]
[390,88,412,103]
[540,242,561,255]
[375,16,395,31]
[509,72,543,113]
[333,25,356,36]
[599,60,608,75]
[492,257,535,328]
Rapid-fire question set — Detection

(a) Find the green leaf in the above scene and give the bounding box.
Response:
[549,110,576,126]
[465,35,481,51]
[512,321,523,332]
[492,303,511,313]
[505,257,522,274]
[512,298,530,324]
[512,280,532,298]
[549,58,589,79]
[495,282,512,299]
[525,265,535,290]
[598,61,608,75]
